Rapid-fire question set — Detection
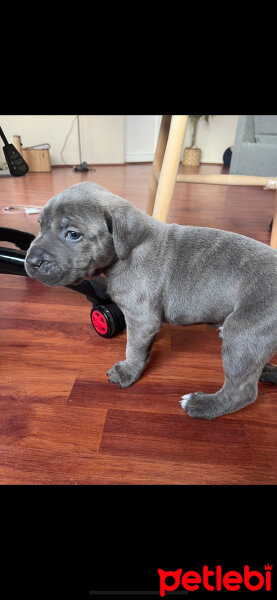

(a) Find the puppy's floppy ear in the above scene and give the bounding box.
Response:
[104,204,148,260]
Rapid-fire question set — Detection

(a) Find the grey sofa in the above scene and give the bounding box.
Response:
[230,115,277,177]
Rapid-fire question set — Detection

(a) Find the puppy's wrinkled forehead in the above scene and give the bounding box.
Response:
[40,193,102,232]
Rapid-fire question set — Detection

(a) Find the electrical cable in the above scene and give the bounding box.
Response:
[60,116,78,165]
[2,205,42,215]
[60,115,95,171]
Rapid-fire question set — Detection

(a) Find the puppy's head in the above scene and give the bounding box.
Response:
[24,182,148,287]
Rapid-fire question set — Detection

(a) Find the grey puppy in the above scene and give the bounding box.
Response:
[25,181,277,419]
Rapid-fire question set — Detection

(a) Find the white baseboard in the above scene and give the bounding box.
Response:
[125,152,154,163]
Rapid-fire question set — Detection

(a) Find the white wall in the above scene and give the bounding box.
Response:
[125,115,162,161]
[80,116,125,164]
[0,115,125,165]
[0,114,238,166]
[182,115,238,163]
[125,115,238,164]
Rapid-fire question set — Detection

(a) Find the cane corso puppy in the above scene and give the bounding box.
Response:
[25,182,277,419]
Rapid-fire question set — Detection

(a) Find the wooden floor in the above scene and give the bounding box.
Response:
[1,163,277,484]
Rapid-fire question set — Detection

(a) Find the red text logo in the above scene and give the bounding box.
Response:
[157,564,273,595]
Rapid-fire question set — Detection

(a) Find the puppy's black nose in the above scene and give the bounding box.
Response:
[26,247,46,268]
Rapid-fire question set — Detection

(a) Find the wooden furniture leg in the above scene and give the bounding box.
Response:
[152,115,188,222]
[270,189,277,248]
[148,116,277,248]
[146,115,172,216]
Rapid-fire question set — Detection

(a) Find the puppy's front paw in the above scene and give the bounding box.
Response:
[106,361,140,388]
[180,392,217,419]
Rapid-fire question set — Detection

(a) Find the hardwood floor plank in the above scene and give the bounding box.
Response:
[244,420,277,471]
[0,401,107,454]
[99,409,253,466]
[0,365,76,405]
[0,447,263,485]
[68,378,188,414]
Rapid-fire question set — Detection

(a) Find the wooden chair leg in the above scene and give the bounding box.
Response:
[146,115,172,216]
[152,115,188,222]
[270,189,277,248]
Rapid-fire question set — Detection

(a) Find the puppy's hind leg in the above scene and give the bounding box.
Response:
[182,307,277,419]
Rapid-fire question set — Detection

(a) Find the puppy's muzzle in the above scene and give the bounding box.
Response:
[26,246,51,269]
[25,244,64,286]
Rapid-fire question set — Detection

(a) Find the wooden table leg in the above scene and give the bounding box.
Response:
[270,189,277,248]
[146,115,172,216]
[152,115,188,222]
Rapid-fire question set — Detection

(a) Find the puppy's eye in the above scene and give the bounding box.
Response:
[65,230,83,241]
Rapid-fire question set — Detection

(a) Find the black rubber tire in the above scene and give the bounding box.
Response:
[90,302,125,338]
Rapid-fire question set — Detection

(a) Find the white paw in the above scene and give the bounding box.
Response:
[179,393,192,409]
[218,325,223,339]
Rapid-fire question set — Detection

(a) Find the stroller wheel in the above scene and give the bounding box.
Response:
[90,303,125,338]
